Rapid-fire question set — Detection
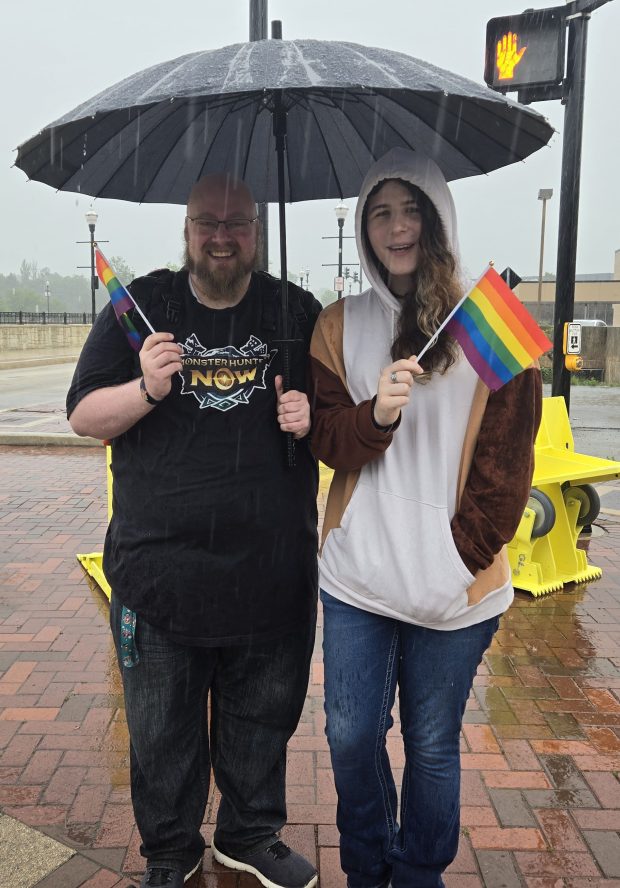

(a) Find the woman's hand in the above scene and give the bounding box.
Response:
[140,332,184,401]
[374,356,423,428]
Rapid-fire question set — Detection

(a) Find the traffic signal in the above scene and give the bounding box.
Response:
[484,8,566,91]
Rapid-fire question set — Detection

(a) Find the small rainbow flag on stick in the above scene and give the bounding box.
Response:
[417,265,552,391]
[95,248,155,351]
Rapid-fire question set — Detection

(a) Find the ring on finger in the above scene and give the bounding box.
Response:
[390,371,398,384]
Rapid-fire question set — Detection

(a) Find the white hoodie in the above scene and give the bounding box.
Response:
[314,148,515,629]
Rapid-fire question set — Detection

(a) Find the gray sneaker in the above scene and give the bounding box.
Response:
[140,857,202,888]
[212,839,317,888]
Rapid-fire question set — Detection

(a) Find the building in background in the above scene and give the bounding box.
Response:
[515,249,620,326]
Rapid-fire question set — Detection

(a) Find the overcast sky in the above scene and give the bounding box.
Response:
[3,0,619,295]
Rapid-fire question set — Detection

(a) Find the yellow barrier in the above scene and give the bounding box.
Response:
[76,445,112,600]
[77,399,620,602]
[508,397,620,596]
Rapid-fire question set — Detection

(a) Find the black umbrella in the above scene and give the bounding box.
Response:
[15,38,553,461]
[16,39,553,202]
[14,35,554,315]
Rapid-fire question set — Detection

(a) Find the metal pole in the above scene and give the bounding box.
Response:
[537,199,547,307]
[250,0,269,272]
[249,0,267,38]
[337,219,344,300]
[551,13,589,412]
[89,224,96,324]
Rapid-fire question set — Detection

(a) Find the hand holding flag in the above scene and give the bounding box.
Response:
[417,265,552,391]
[95,248,155,351]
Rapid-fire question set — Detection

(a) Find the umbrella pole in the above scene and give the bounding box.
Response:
[273,95,295,468]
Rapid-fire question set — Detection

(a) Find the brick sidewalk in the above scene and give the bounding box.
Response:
[1,445,619,887]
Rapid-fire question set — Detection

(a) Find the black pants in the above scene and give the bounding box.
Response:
[110,595,316,870]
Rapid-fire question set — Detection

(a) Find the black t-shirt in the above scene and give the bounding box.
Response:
[67,270,321,644]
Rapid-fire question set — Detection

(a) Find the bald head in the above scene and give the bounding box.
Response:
[187,174,257,220]
[184,173,260,308]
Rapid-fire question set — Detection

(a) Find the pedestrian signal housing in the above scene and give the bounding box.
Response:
[484,8,566,91]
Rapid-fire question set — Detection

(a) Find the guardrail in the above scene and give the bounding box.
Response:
[0,311,91,325]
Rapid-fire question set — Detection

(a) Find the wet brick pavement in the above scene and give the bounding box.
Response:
[0,445,619,887]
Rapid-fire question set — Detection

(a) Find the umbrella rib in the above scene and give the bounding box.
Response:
[117,95,247,201]
[148,100,213,201]
[116,103,205,203]
[239,95,264,184]
[353,89,487,173]
[136,94,262,201]
[296,93,346,200]
[371,88,545,172]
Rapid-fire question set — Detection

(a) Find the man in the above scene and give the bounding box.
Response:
[67,175,322,888]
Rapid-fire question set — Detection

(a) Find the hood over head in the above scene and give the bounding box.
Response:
[354,148,460,312]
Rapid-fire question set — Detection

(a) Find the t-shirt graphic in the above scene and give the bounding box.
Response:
[179,333,276,412]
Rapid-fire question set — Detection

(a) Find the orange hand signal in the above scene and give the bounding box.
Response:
[496,31,527,80]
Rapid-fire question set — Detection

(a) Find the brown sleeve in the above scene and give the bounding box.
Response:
[309,301,398,471]
[450,367,543,573]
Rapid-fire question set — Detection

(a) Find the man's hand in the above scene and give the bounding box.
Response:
[374,356,423,428]
[140,332,184,401]
[275,375,311,439]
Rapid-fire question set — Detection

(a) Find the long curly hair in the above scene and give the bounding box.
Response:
[361,179,462,380]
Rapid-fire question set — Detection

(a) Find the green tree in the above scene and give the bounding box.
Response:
[317,289,337,308]
[108,255,135,284]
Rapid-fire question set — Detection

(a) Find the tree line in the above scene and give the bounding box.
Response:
[0,257,138,314]
[1,259,337,314]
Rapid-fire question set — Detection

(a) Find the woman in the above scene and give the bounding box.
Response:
[309,148,542,888]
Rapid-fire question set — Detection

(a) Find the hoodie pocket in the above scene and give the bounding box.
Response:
[321,482,476,624]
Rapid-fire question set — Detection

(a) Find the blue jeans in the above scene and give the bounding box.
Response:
[321,591,499,888]
[110,594,315,870]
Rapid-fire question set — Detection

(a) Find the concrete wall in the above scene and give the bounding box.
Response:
[581,327,620,384]
[0,324,89,354]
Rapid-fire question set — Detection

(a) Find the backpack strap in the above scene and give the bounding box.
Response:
[256,271,310,344]
[128,268,186,332]
[162,268,188,325]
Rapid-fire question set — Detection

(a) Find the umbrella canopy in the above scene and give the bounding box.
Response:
[15,38,553,204]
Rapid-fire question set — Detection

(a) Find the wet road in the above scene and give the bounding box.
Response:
[543,384,620,461]
[0,362,76,410]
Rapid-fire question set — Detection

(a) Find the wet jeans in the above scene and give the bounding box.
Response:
[110,594,315,870]
[321,591,499,888]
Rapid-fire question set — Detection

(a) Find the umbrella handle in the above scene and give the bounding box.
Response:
[273,91,295,468]
[273,338,296,468]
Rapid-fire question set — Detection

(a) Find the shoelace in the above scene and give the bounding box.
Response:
[145,868,175,887]
[266,840,292,860]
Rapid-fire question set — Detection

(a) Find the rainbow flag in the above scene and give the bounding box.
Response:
[95,248,144,352]
[444,266,552,391]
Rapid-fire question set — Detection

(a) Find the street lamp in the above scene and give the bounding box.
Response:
[85,209,98,323]
[537,188,553,309]
[334,201,349,299]
[44,281,50,315]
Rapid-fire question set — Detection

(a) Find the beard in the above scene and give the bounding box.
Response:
[184,243,258,302]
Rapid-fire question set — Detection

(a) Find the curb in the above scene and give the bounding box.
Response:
[0,355,80,371]
[0,433,101,447]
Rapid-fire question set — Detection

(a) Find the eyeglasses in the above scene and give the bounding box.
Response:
[186,216,258,234]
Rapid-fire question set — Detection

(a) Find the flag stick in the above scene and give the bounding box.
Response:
[95,244,157,335]
[416,291,467,362]
[415,266,490,363]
